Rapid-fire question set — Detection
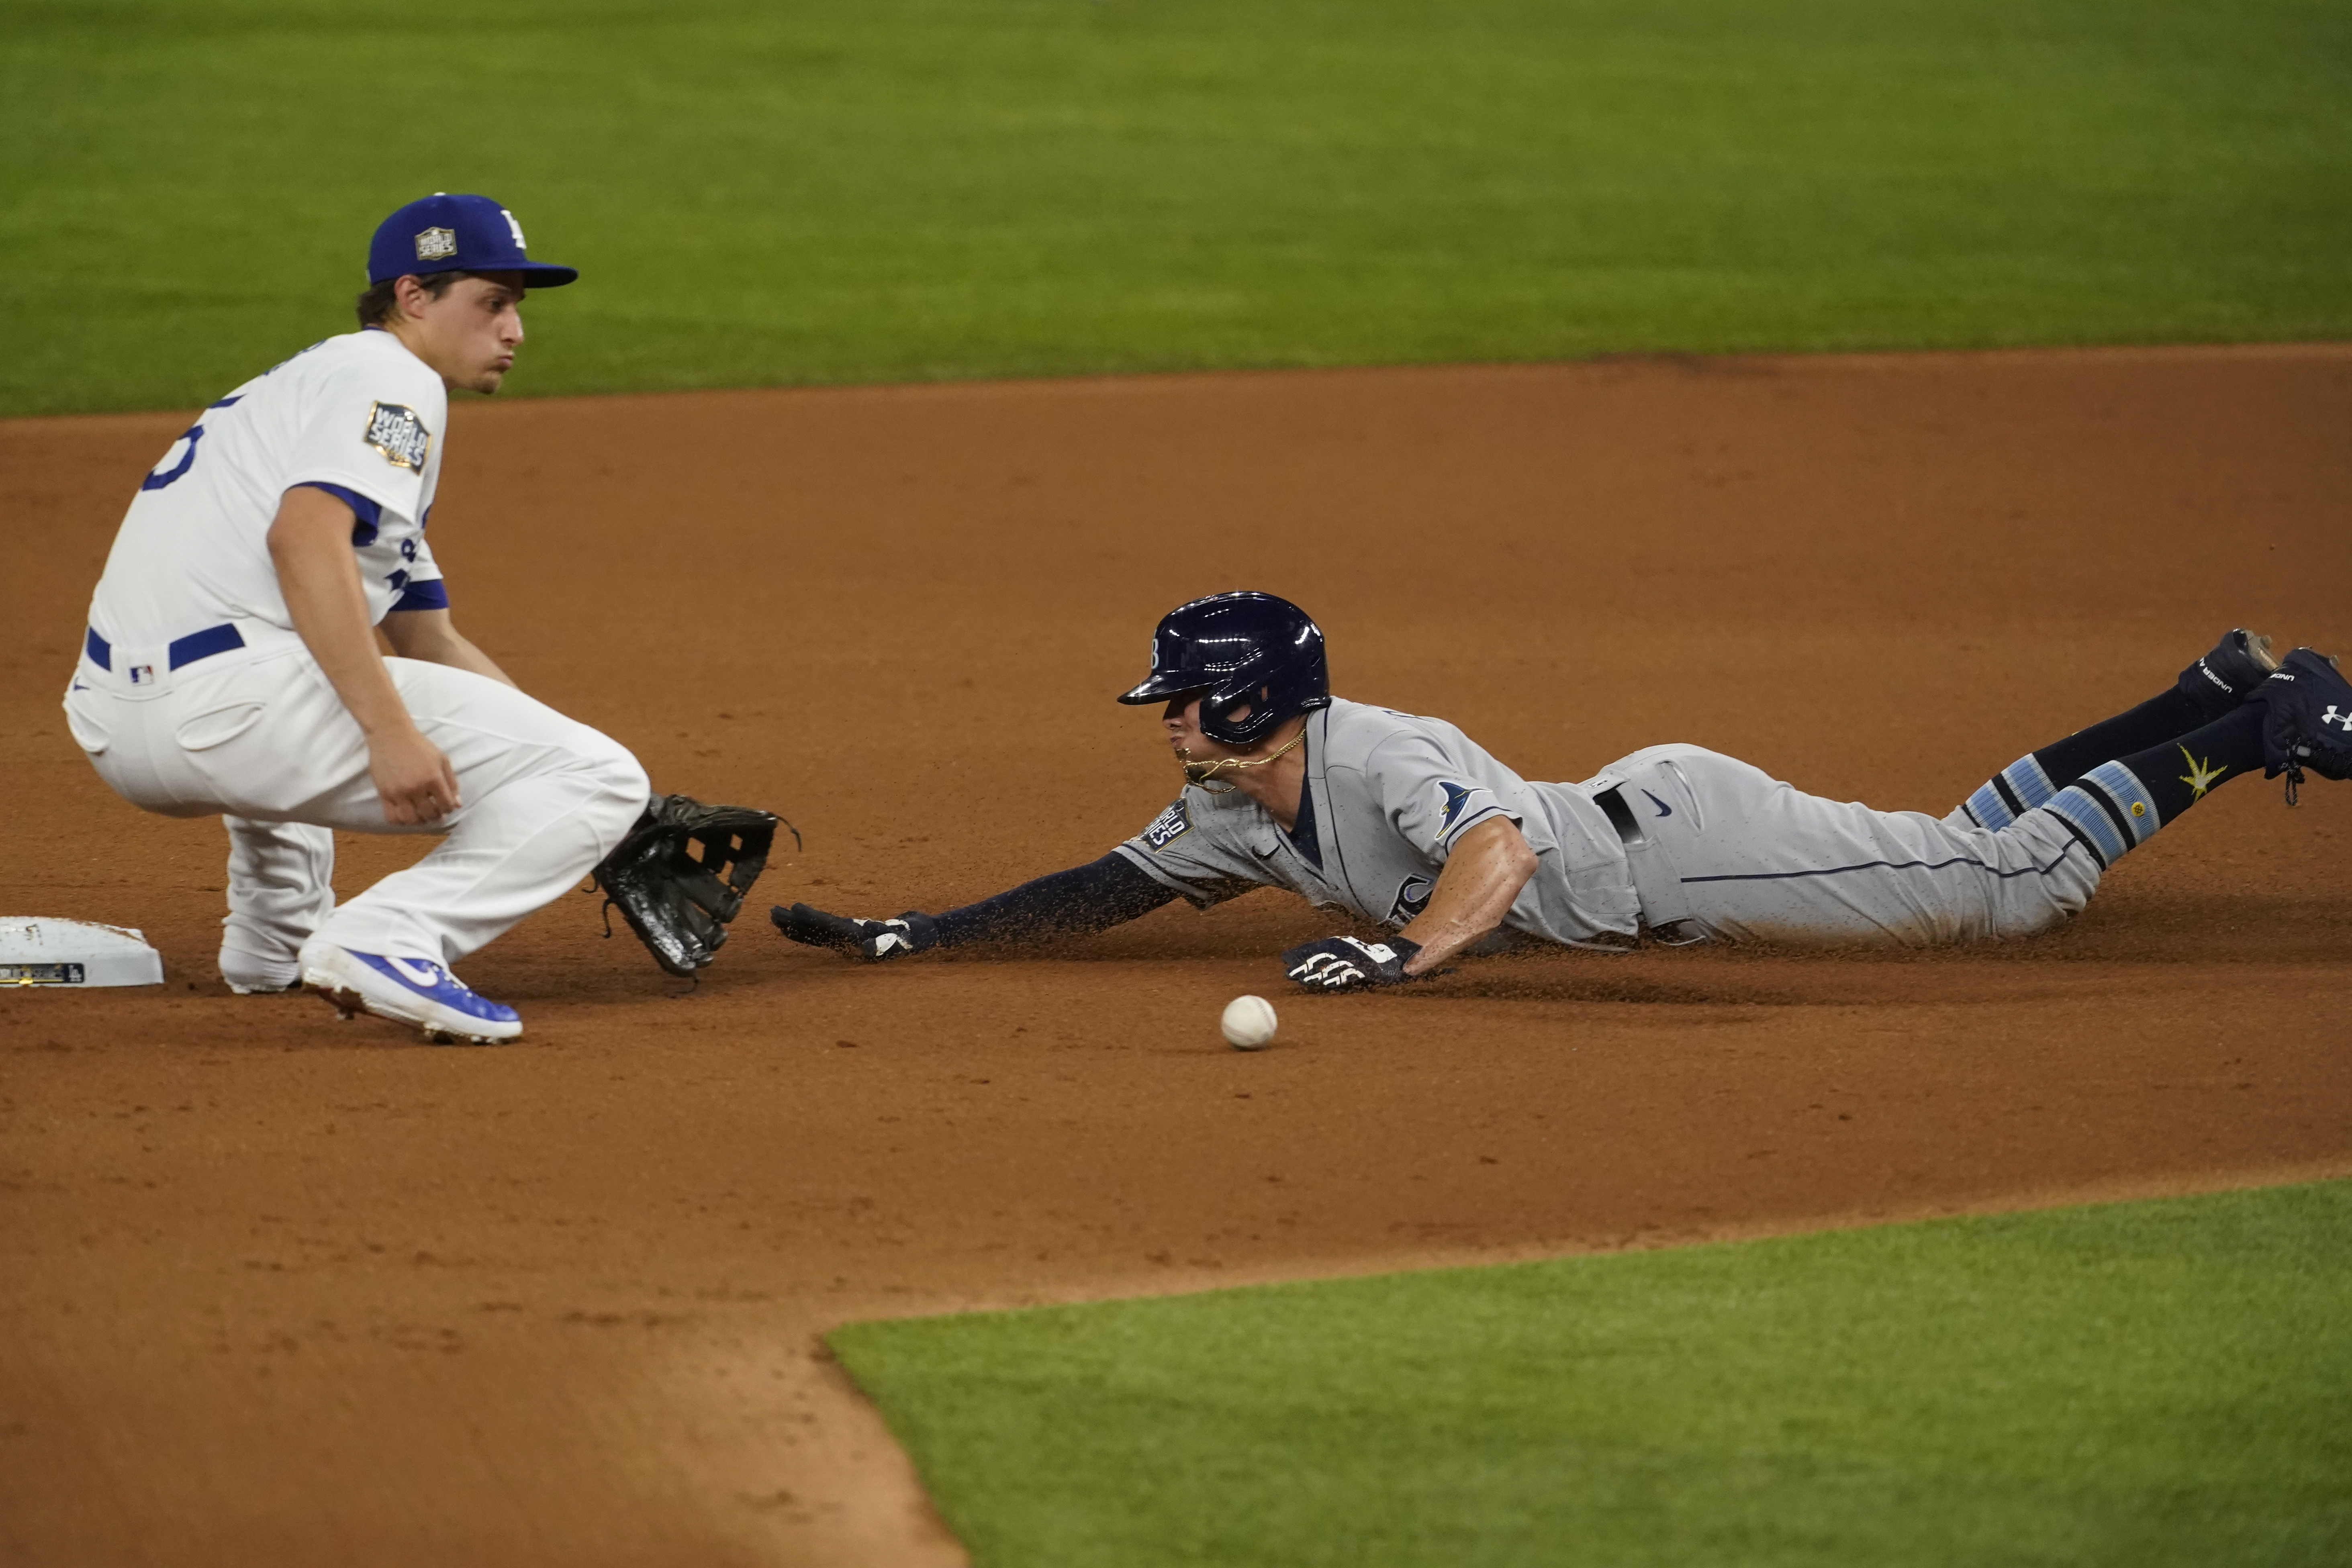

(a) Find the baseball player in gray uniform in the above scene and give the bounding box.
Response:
[774,591,2352,988]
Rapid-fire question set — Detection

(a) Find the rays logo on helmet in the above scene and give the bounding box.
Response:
[414,226,458,262]
[363,401,431,472]
[1388,874,1433,924]
[1143,800,1191,849]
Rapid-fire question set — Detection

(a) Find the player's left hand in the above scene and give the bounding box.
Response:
[771,902,939,962]
[1281,934,1422,990]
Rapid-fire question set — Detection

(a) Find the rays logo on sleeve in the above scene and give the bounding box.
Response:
[1142,800,1191,849]
[1432,780,1478,841]
[362,401,432,472]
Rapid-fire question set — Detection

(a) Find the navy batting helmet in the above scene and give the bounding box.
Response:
[1116,591,1330,746]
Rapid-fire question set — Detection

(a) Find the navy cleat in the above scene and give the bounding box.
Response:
[2250,648,2352,801]
[298,943,523,1045]
[2177,628,2279,722]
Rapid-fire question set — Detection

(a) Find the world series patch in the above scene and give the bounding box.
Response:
[363,401,431,472]
[1142,799,1191,850]
[414,226,458,262]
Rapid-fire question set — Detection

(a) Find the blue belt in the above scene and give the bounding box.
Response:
[84,623,246,673]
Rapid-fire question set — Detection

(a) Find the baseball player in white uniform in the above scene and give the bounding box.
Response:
[774,591,2352,986]
[65,194,650,1042]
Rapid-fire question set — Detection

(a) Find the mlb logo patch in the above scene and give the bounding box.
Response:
[127,664,155,686]
[362,401,432,472]
[414,226,458,263]
[1143,800,1191,849]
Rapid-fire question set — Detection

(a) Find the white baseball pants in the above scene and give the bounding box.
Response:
[65,635,648,982]
[1590,744,2105,947]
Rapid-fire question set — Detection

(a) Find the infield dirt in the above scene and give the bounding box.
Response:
[4,346,2350,1567]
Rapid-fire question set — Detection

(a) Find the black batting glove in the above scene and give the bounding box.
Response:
[1281,934,1422,990]
[770,903,940,962]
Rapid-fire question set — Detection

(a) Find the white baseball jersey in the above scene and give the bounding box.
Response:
[66,327,649,983]
[85,328,450,649]
[1116,698,1644,946]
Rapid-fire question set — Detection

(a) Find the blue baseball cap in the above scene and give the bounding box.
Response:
[367,193,578,288]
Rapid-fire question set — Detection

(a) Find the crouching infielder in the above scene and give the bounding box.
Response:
[66,195,682,1043]
[774,591,2351,988]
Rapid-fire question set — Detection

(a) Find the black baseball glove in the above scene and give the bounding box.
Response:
[1281,934,1422,990]
[771,903,939,962]
[592,794,790,976]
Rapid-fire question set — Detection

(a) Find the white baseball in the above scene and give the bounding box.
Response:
[1220,994,1279,1051]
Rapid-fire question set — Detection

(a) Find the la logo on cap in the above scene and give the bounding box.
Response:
[414,227,457,262]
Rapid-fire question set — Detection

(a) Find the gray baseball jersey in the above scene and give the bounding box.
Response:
[1114,697,1642,947]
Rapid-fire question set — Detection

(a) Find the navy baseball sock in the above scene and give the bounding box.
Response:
[1957,686,2209,830]
[2038,705,2266,868]
[1958,632,2275,830]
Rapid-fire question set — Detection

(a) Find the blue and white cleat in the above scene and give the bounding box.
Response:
[298,943,523,1045]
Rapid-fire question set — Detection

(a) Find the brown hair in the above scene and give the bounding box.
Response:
[354,270,473,329]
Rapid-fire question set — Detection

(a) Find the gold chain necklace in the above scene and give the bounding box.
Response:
[1177,727,1308,794]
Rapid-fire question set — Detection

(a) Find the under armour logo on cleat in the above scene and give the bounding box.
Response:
[2323,705,2352,733]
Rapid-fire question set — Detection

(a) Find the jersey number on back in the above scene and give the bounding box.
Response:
[139,396,240,493]
[139,424,206,492]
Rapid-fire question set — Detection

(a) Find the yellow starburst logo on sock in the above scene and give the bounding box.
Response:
[2178,744,2227,801]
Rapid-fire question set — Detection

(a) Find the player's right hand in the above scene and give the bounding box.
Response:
[368,725,461,825]
[1282,934,1420,989]
[770,903,939,962]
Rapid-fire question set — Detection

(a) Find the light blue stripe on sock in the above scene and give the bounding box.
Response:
[2000,753,2060,808]
[2048,784,2130,863]
[1964,780,2015,830]
[2083,760,2162,845]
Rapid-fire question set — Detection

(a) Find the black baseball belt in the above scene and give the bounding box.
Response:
[1593,783,1709,946]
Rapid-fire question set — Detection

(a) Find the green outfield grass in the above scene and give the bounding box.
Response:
[4,0,2348,416]
[831,1181,2352,1568]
